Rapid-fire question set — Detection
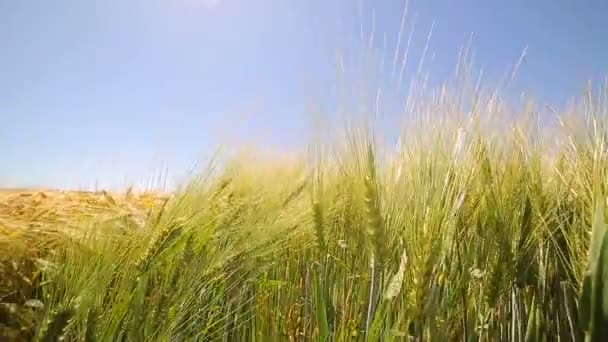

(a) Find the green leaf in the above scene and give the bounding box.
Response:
[313,274,329,342]
[525,295,537,342]
[579,274,592,331]
[600,231,608,321]
[588,229,608,340]
[589,202,606,273]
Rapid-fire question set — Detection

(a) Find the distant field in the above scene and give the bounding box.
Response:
[0,188,164,227]
[0,188,168,340]
[0,188,167,227]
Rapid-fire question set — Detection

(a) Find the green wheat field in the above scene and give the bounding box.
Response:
[4,53,608,341]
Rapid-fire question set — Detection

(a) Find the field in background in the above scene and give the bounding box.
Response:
[3,86,608,341]
[0,189,168,340]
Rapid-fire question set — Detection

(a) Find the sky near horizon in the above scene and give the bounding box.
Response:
[1,0,607,190]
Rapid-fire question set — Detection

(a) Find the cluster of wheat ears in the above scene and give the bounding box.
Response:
[3,74,608,341]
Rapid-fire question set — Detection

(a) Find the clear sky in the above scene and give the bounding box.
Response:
[1,0,607,190]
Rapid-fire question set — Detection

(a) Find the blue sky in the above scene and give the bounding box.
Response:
[1,0,607,190]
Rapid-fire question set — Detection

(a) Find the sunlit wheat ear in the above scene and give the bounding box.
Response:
[384,249,408,300]
[416,248,439,319]
[282,179,308,208]
[312,201,326,254]
[211,177,232,200]
[136,223,184,273]
[485,255,502,308]
[40,306,75,342]
[364,174,386,266]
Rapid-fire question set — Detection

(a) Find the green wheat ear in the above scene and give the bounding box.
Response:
[364,143,387,267]
[312,201,326,254]
[136,223,183,273]
[85,308,98,342]
[579,201,608,341]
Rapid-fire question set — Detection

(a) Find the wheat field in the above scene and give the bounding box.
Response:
[3,80,608,341]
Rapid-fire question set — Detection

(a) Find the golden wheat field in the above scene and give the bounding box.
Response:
[0,189,168,341]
